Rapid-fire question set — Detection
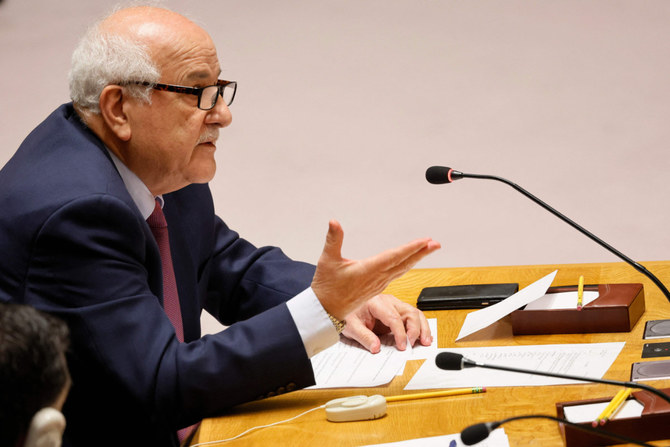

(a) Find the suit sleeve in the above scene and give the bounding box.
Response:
[204,216,318,323]
[26,193,316,435]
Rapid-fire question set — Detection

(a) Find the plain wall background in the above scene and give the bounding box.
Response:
[2,1,669,330]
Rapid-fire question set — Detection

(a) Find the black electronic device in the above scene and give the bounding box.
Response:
[416,283,518,310]
[642,342,670,359]
[416,283,519,310]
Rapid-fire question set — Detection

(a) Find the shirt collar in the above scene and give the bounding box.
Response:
[106,148,161,219]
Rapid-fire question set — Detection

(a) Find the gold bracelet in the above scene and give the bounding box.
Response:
[328,313,346,334]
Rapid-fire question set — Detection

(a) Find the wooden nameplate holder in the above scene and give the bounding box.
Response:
[511,283,645,335]
[556,388,670,446]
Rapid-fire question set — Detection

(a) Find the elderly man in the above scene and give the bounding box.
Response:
[0,5,439,447]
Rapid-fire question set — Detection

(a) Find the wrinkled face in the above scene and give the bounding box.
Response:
[121,15,232,195]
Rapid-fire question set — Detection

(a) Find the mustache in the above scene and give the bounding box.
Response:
[197,127,220,144]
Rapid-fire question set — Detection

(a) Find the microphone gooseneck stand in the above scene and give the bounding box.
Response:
[436,352,670,446]
[435,352,670,406]
[426,165,670,446]
[426,166,670,304]
[466,356,670,405]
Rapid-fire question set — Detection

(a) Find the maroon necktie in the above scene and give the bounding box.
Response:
[147,201,197,443]
[147,199,184,341]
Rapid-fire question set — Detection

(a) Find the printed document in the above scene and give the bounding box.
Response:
[405,342,625,390]
[309,319,438,388]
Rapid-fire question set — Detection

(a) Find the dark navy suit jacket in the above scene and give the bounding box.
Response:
[0,104,317,446]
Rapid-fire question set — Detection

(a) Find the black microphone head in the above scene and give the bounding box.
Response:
[435,352,464,370]
[425,166,452,184]
[461,422,499,445]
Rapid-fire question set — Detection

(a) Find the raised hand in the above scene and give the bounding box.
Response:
[311,220,440,321]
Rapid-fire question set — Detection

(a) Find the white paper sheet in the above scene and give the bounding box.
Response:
[404,342,625,390]
[456,270,557,340]
[309,319,438,388]
[362,428,510,446]
[524,290,599,310]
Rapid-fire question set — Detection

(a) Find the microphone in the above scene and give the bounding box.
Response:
[435,351,670,404]
[425,166,463,184]
[460,414,655,446]
[424,165,670,303]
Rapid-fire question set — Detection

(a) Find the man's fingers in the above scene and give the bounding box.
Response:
[343,318,382,354]
[418,311,433,346]
[365,238,441,276]
[367,301,408,351]
[404,307,431,347]
[402,312,421,347]
[382,240,442,279]
[368,295,432,349]
[343,295,434,353]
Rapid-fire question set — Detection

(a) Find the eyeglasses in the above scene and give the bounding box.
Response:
[127,79,237,110]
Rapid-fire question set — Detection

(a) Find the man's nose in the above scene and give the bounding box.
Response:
[205,96,232,128]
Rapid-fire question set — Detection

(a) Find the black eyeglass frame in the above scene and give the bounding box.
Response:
[126,79,237,110]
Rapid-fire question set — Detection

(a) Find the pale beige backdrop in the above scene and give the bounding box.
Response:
[1,1,669,333]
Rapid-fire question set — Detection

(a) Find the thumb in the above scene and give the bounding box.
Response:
[321,219,344,260]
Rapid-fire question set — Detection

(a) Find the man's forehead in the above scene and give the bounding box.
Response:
[185,68,222,82]
[153,35,221,83]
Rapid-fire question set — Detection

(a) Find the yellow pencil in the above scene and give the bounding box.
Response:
[385,387,486,403]
[592,388,629,427]
[577,275,585,310]
[599,388,632,425]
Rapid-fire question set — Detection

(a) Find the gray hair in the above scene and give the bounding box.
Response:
[68,21,160,116]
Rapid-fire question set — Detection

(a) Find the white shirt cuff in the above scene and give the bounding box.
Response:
[286,287,340,358]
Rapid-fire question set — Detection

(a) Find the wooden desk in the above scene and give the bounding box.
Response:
[191,261,670,446]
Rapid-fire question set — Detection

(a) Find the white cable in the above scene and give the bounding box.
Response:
[189,404,326,446]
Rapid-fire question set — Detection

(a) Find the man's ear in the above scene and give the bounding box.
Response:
[24,408,66,447]
[98,85,132,141]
